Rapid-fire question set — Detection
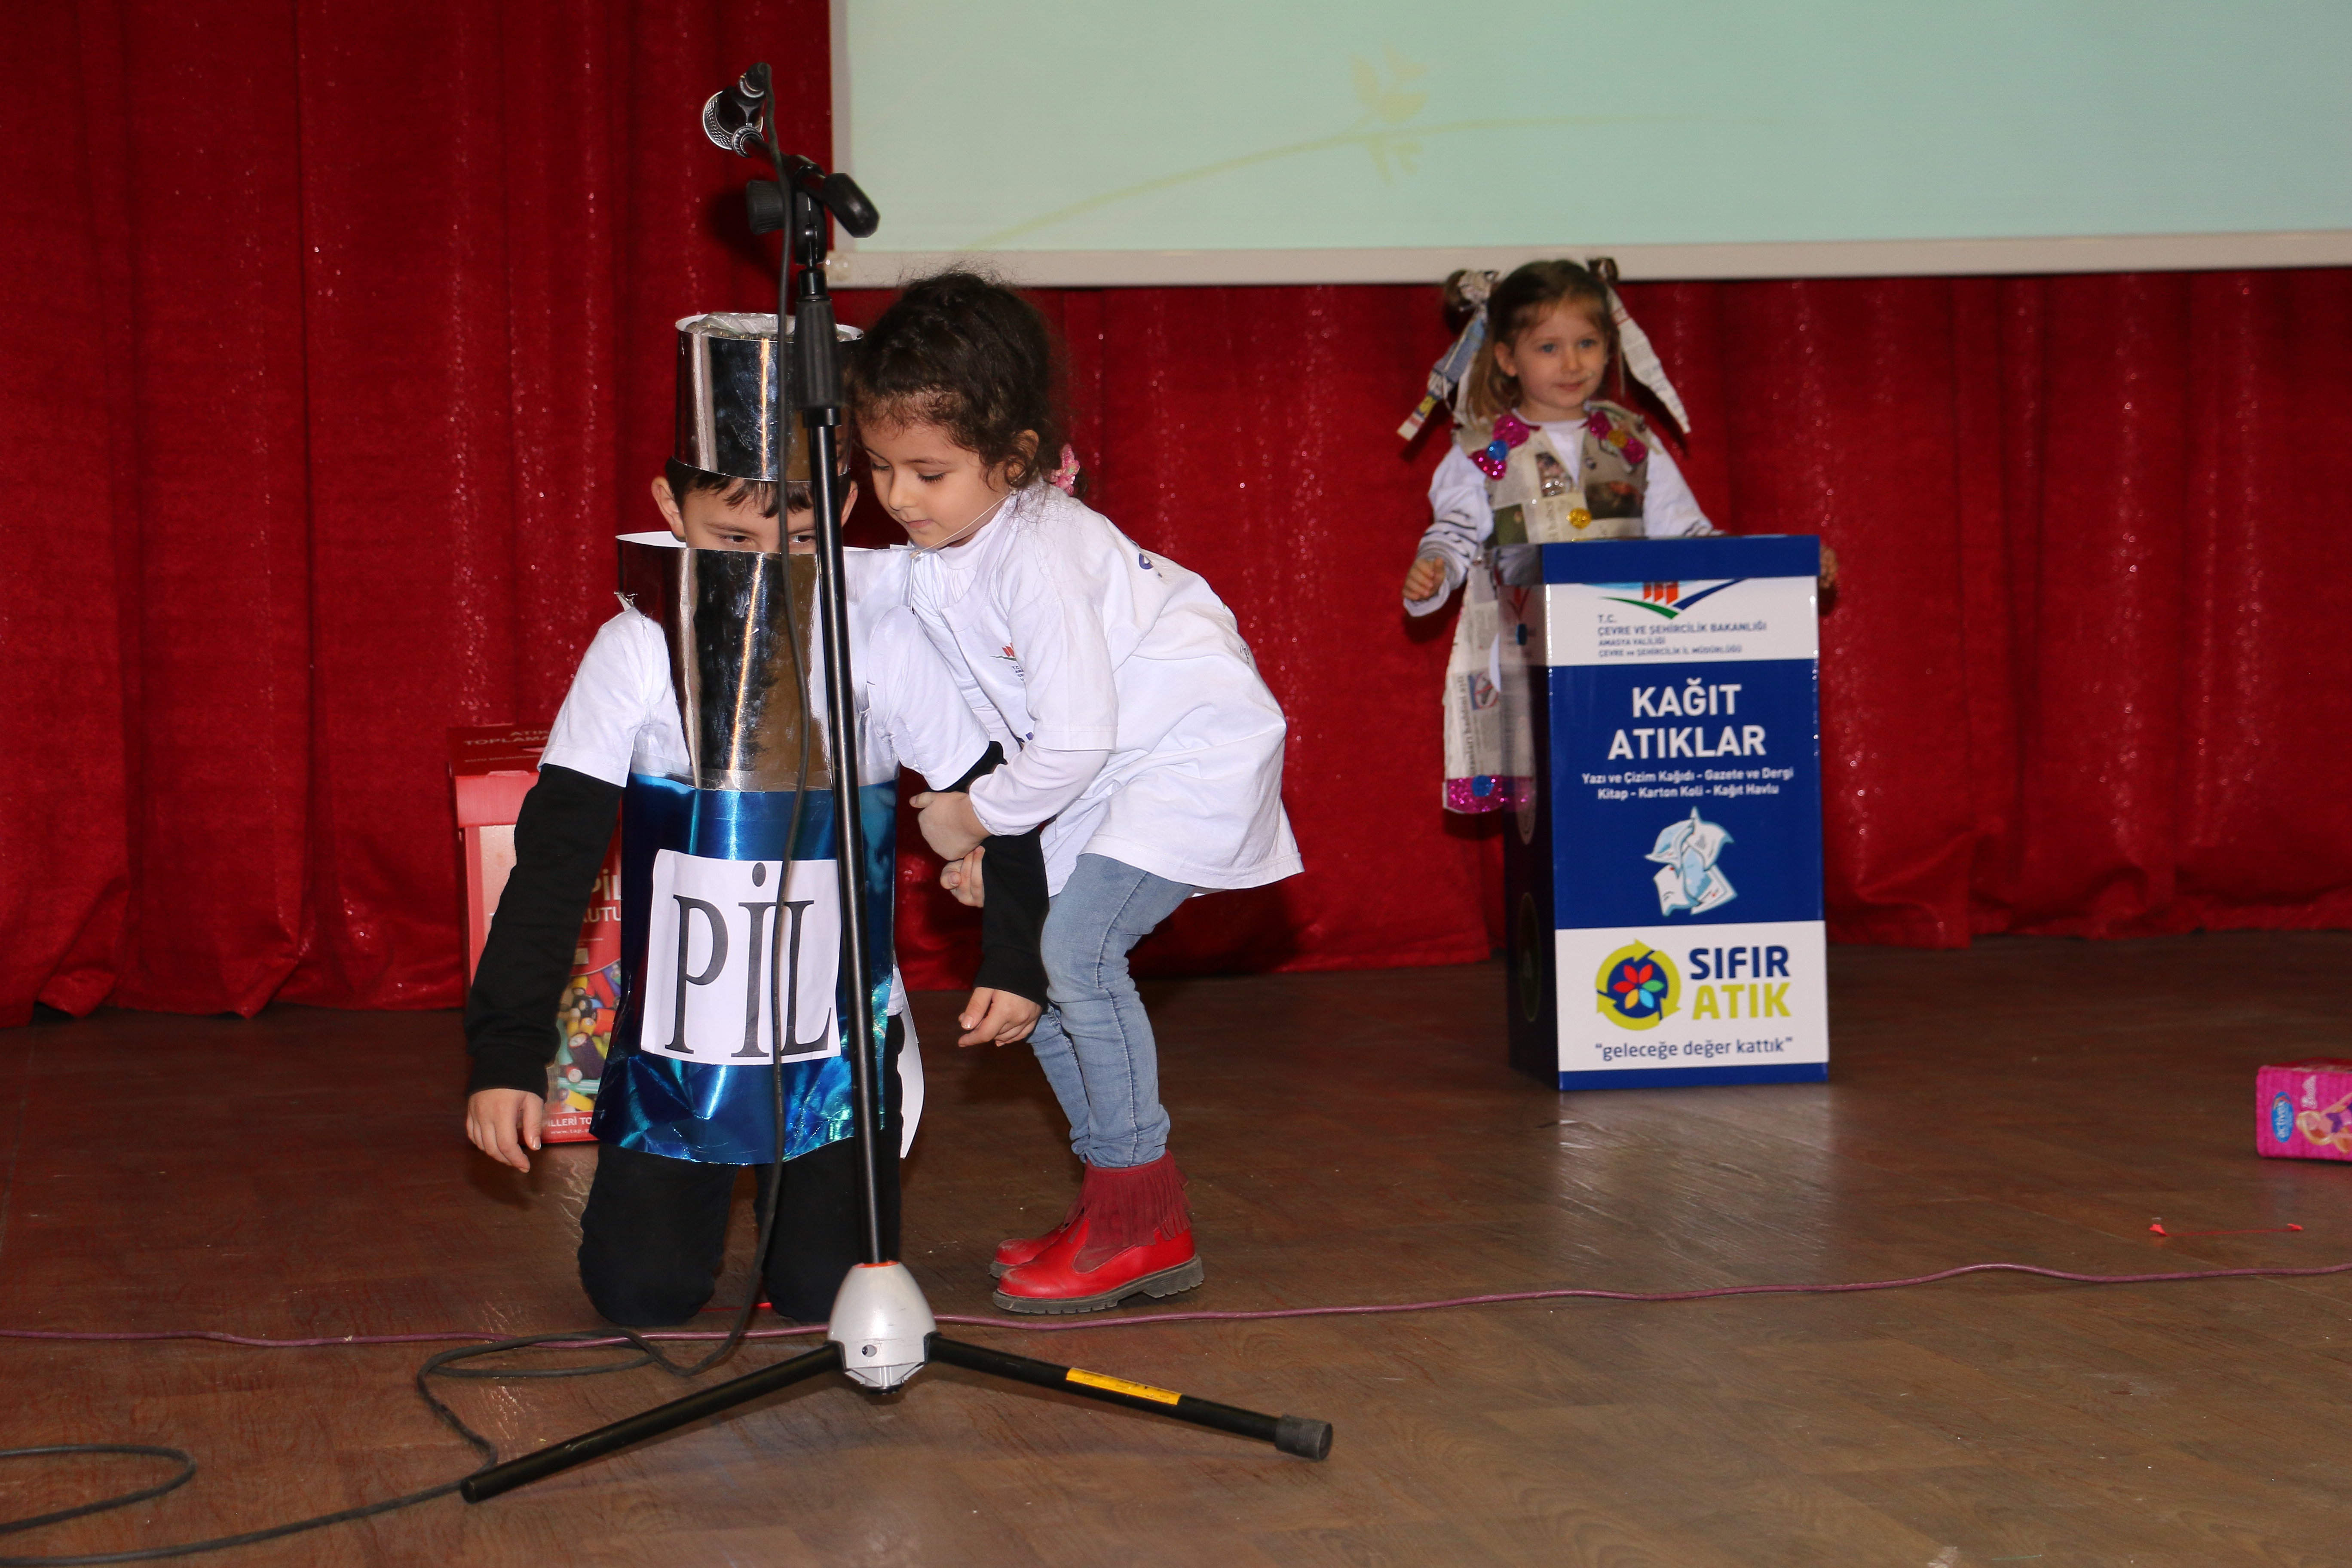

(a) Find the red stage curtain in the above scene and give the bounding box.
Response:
[5,2,2349,1026]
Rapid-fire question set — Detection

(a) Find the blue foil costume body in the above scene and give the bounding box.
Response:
[591,778,896,1165]
[587,502,894,1167]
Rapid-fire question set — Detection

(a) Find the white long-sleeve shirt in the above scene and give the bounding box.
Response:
[970,743,1109,836]
[1406,417,1718,616]
[905,484,1302,895]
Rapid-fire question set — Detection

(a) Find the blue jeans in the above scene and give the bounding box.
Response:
[1026,854,1193,1170]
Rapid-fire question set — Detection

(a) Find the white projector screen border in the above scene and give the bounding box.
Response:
[825,233,2352,290]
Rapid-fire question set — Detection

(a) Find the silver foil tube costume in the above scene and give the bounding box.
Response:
[631,536,829,793]
[677,312,791,483]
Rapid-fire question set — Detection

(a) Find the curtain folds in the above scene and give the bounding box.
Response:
[3,1,2346,1026]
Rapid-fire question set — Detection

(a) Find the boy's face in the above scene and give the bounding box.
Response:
[652,477,854,555]
[653,476,781,553]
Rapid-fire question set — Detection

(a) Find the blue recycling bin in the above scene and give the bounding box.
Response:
[1497,536,1829,1089]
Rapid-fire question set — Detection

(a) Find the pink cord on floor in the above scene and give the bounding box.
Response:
[4,1255,2348,1350]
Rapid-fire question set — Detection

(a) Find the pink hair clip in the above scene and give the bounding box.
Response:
[1049,444,1081,494]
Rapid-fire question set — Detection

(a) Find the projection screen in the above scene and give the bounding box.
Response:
[829,0,2352,285]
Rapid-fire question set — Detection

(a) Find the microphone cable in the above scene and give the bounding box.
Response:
[0,533,824,1568]
[7,1246,2349,1559]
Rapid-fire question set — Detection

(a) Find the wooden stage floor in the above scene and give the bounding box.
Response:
[3,933,2350,1566]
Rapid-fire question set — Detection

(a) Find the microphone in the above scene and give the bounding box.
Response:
[701,65,770,156]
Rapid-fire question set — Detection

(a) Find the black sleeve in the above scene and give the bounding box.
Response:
[946,745,1051,1007]
[972,830,1050,1004]
[464,764,624,1097]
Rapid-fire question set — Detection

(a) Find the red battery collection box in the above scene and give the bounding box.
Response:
[450,725,622,1144]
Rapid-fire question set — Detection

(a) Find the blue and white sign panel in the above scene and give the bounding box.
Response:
[1543,537,1827,1090]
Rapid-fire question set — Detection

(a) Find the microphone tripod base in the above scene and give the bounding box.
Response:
[459,1267,1332,1503]
[827,1261,934,1392]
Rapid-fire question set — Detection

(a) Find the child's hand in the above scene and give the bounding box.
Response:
[909,790,989,861]
[1819,545,1841,595]
[1403,555,1448,602]
[939,845,986,908]
[959,987,1041,1047]
[466,1088,544,1172]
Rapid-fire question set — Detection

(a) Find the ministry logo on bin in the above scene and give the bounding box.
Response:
[1595,943,1682,1030]
[1598,579,1744,619]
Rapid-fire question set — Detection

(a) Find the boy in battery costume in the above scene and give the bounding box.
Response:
[464,312,1049,1327]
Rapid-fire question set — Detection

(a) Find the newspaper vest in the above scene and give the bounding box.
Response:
[1465,398,1654,546]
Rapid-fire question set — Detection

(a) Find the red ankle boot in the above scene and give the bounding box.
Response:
[990,1199,1081,1279]
[992,1155,1203,1315]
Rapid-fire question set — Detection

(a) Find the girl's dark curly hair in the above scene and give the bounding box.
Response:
[844,270,1065,490]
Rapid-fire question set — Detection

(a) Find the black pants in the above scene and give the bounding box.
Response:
[577,1017,904,1326]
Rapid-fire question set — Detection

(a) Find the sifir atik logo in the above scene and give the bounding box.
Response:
[1595,941,1800,1031]
[1594,943,1681,1030]
[640,851,842,1066]
[1686,943,1795,1021]
[1600,579,1743,619]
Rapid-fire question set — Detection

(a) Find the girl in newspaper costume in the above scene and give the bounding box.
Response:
[1399,260,1713,813]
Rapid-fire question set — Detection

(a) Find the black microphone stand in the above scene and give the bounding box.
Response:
[459,67,1330,1504]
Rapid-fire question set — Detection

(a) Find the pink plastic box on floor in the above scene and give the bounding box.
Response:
[2257,1059,2352,1161]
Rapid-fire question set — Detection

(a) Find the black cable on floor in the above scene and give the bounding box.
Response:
[0,1449,194,1544]
[0,1316,840,1565]
[3,521,842,1563]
